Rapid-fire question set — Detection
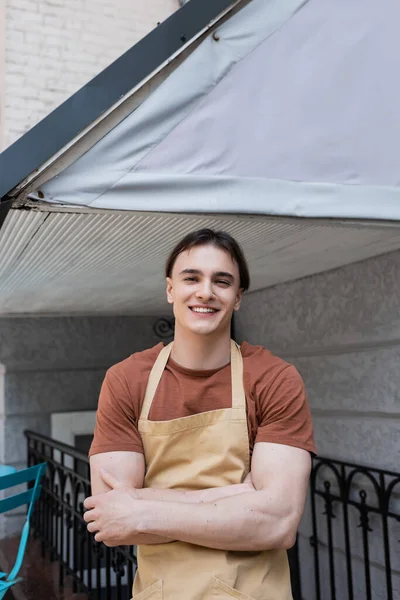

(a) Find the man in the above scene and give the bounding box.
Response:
[84,228,316,600]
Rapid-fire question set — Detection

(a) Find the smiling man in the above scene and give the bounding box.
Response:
[84,228,316,600]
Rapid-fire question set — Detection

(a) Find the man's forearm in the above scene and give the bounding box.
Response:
[130,482,254,545]
[137,490,296,551]
[136,482,253,504]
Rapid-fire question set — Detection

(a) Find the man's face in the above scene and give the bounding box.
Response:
[166,244,243,337]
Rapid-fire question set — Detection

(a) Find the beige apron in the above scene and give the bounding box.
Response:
[133,341,292,600]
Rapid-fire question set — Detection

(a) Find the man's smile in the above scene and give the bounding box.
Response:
[189,305,220,315]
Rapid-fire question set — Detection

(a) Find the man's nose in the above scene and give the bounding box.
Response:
[196,281,214,299]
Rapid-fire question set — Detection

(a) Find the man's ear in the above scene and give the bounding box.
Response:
[233,288,244,312]
[166,278,174,304]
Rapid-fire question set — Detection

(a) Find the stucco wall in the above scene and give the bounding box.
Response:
[2,0,177,148]
[236,248,400,471]
[0,315,162,538]
[235,248,400,600]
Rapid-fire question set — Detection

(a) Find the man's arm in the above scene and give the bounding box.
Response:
[90,451,145,495]
[90,451,174,545]
[90,451,254,502]
[137,442,311,551]
[88,364,179,545]
[88,451,255,545]
[85,442,311,550]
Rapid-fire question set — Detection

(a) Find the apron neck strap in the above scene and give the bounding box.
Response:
[141,342,173,420]
[230,340,246,409]
[139,339,245,421]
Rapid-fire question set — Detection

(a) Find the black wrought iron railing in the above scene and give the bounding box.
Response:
[25,430,136,600]
[307,456,400,600]
[25,430,400,600]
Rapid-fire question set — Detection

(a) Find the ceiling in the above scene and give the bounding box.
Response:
[1,206,400,316]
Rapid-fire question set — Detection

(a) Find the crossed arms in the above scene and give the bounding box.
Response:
[84,442,311,552]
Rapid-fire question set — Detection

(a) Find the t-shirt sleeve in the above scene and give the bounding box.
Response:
[89,367,144,457]
[255,364,317,455]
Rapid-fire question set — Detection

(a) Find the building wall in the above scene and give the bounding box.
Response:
[0,2,6,150]
[235,248,400,600]
[2,0,177,149]
[0,315,163,537]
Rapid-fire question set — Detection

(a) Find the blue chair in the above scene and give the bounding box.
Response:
[0,462,47,599]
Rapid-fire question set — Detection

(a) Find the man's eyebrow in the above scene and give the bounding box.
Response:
[179,268,202,275]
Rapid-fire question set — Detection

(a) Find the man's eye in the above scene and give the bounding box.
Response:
[184,277,197,282]
[217,280,230,286]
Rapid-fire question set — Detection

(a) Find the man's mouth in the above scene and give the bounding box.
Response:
[189,307,219,314]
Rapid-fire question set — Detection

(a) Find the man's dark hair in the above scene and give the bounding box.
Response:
[165,228,250,291]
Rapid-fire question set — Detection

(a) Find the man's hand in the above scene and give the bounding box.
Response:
[84,469,143,546]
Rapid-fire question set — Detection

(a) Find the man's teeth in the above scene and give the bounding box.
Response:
[191,307,217,313]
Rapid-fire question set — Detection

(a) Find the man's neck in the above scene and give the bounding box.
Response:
[171,326,232,371]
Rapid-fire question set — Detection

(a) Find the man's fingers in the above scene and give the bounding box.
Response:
[100,468,121,490]
[83,508,96,523]
[87,521,98,533]
[84,496,96,510]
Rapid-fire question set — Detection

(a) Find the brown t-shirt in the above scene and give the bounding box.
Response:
[89,341,316,458]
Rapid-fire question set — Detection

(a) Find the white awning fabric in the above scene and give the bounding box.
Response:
[33,0,400,221]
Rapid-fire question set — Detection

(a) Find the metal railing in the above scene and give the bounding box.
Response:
[25,430,136,599]
[309,456,400,600]
[25,430,400,600]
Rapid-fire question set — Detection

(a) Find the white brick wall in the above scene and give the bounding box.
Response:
[0,3,6,150]
[2,0,177,149]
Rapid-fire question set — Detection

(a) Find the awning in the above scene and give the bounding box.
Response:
[1,0,400,316]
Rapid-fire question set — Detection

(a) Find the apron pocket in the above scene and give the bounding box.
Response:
[207,576,255,599]
[132,579,163,599]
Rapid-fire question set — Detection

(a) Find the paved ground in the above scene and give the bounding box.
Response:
[0,536,86,600]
